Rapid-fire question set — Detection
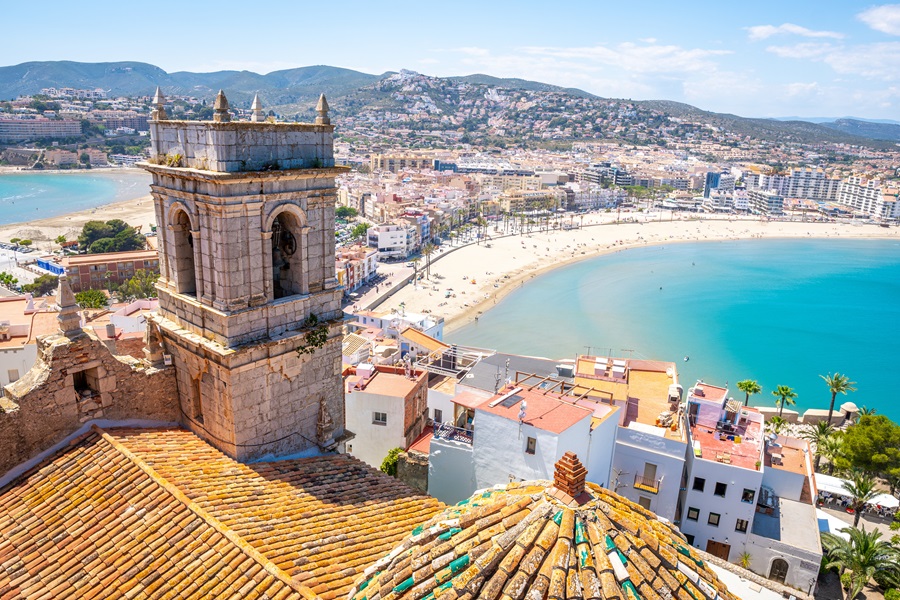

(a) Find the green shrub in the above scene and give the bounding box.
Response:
[380,447,404,477]
[885,589,900,600]
[841,572,853,590]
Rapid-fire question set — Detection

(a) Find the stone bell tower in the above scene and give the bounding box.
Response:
[141,89,348,461]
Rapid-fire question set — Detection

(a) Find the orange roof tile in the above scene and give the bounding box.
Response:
[0,427,313,600]
[108,427,444,600]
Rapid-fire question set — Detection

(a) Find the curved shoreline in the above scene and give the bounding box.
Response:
[372,215,900,334]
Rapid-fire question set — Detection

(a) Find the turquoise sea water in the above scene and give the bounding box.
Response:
[449,239,900,421]
[0,171,151,225]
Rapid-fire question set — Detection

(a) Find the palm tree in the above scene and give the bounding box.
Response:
[843,471,879,527]
[822,372,857,425]
[822,526,900,600]
[423,243,435,278]
[800,421,834,472]
[767,415,787,435]
[736,379,761,407]
[819,433,844,475]
[772,385,797,418]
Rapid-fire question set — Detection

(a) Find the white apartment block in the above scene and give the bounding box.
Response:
[366,223,415,259]
[837,176,900,220]
[748,189,784,216]
[756,168,840,202]
[0,119,82,142]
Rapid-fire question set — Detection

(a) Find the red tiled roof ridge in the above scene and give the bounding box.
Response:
[94,425,322,600]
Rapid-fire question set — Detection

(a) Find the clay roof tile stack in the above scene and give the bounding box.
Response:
[348,457,740,600]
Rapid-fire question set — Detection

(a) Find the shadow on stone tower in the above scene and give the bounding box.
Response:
[141,89,350,461]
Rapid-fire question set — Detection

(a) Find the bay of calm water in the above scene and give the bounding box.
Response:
[0,171,151,225]
[449,239,900,421]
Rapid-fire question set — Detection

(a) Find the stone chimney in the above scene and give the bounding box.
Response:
[553,451,587,498]
[213,90,231,123]
[315,94,330,125]
[56,275,83,338]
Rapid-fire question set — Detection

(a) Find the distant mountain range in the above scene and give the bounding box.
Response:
[1,60,898,148]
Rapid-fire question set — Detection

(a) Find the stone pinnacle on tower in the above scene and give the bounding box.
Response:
[250,94,264,122]
[315,93,330,125]
[56,275,83,338]
[151,86,168,121]
[213,89,231,123]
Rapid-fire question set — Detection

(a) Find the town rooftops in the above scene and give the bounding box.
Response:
[574,354,683,440]
[349,453,740,600]
[690,381,728,404]
[399,326,449,353]
[345,364,425,398]
[59,249,159,266]
[690,410,764,470]
[0,426,443,600]
[478,384,594,435]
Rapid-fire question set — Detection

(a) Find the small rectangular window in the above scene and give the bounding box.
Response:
[742,488,756,503]
[525,437,536,454]
[434,409,443,423]
[735,518,748,533]
[638,496,652,510]
[7,369,19,382]
[373,411,387,425]
[708,512,720,526]
[714,482,728,497]
[686,507,699,521]
[685,534,695,546]
[692,477,706,492]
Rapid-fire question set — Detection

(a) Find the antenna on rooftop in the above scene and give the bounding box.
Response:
[494,367,502,394]
[518,400,527,423]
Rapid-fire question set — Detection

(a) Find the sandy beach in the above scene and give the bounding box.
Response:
[0,194,157,249]
[371,213,900,333]
[0,167,156,247]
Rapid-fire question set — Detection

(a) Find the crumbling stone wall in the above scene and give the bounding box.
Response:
[397,451,429,493]
[0,331,179,476]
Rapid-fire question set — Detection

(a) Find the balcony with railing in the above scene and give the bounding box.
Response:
[433,422,473,445]
[633,474,660,494]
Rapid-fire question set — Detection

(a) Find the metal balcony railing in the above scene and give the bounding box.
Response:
[433,422,473,445]
[633,474,660,494]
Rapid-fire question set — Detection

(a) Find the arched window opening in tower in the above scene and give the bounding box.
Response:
[271,211,304,299]
[172,209,196,296]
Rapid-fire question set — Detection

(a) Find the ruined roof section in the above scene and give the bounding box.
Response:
[0,427,313,599]
[108,427,444,600]
[348,474,740,600]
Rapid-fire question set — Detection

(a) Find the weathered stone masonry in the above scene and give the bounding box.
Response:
[143,91,349,462]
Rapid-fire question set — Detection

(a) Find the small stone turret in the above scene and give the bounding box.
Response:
[56,275,83,338]
[250,94,264,122]
[150,87,167,121]
[315,94,330,125]
[213,89,231,123]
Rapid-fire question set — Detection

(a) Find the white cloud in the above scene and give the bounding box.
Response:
[746,23,845,41]
[765,43,836,59]
[518,42,731,74]
[858,4,900,35]
[455,47,490,57]
[418,58,439,65]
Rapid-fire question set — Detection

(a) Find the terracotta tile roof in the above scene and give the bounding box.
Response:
[108,427,444,600]
[349,455,740,600]
[399,327,449,353]
[478,386,593,435]
[0,427,314,600]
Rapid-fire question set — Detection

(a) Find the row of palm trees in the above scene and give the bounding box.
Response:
[736,372,856,421]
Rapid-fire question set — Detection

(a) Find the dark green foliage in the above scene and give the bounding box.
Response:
[75,289,107,309]
[78,219,145,254]
[22,274,58,296]
[335,206,358,219]
[380,448,404,477]
[118,270,159,300]
[837,415,900,478]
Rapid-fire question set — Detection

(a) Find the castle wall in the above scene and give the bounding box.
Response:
[0,332,178,476]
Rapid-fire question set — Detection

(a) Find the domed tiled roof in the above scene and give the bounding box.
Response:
[348,453,739,600]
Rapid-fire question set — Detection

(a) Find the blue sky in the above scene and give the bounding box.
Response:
[4,1,900,119]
